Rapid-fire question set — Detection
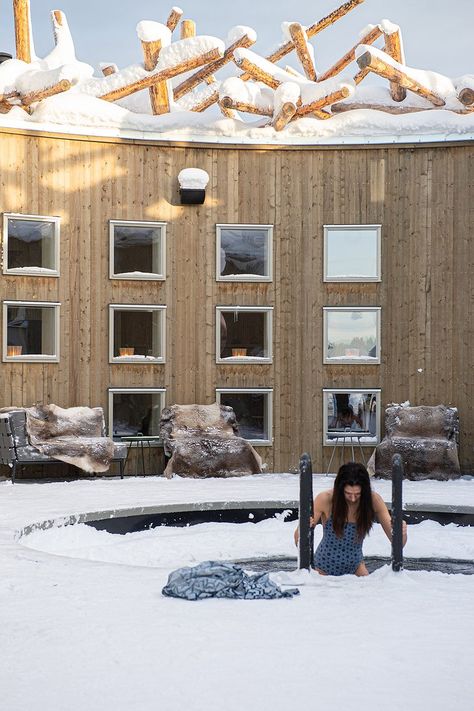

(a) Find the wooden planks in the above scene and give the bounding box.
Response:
[0,129,472,473]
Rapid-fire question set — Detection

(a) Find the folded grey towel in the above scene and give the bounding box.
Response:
[162,560,299,600]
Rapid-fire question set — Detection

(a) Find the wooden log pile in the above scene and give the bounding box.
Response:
[2,0,472,130]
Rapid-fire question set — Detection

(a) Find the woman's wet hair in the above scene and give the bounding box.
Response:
[332,462,375,539]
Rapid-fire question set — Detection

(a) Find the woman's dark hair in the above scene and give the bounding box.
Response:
[332,462,375,540]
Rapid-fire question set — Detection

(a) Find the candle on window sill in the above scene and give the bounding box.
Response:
[119,347,135,356]
[7,345,22,357]
[232,348,247,357]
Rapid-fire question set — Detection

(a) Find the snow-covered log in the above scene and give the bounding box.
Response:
[455,77,474,106]
[381,21,406,101]
[288,23,316,81]
[318,24,382,82]
[356,46,446,107]
[137,21,172,115]
[174,27,256,100]
[297,77,355,116]
[234,48,299,89]
[271,82,300,130]
[98,37,225,102]
[13,0,34,63]
[219,77,274,116]
[166,7,183,32]
[21,78,72,106]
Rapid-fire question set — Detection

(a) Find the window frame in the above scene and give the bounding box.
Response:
[216,387,273,446]
[107,387,166,443]
[3,212,60,277]
[3,300,60,362]
[323,224,382,283]
[109,304,166,364]
[109,219,167,281]
[216,223,273,282]
[322,388,381,447]
[323,306,381,365]
[216,306,273,364]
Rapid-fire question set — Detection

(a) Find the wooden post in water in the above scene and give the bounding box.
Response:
[298,453,314,569]
[391,453,404,572]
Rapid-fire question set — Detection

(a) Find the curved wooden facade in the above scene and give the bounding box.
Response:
[0,126,473,474]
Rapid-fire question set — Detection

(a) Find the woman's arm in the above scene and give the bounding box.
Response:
[373,492,407,547]
[294,491,328,546]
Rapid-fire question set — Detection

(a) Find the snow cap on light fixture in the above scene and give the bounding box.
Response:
[178,168,209,205]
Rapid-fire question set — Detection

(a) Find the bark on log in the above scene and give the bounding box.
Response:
[296,86,352,117]
[21,79,72,106]
[141,38,170,115]
[52,10,65,28]
[166,7,183,32]
[272,101,298,131]
[356,50,445,107]
[180,19,196,39]
[384,29,407,101]
[101,64,117,77]
[99,47,223,102]
[318,25,382,82]
[13,0,32,63]
[458,87,474,106]
[288,23,317,81]
[219,96,273,116]
[173,33,255,100]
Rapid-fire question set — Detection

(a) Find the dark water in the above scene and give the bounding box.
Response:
[235,556,474,576]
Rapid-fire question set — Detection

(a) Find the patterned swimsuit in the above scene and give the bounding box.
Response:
[313,515,364,576]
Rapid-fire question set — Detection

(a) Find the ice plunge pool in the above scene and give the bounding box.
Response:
[20,504,474,575]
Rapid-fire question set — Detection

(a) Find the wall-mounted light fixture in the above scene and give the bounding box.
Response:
[178,168,209,205]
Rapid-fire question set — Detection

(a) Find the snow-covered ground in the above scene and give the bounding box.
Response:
[1,473,474,710]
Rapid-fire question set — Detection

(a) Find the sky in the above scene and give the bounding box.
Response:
[0,0,472,78]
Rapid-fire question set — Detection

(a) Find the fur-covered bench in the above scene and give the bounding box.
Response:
[0,409,127,483]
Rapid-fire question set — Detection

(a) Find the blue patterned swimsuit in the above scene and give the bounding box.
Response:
[313,515,364,575]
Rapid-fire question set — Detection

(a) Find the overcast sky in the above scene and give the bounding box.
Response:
[0,0,472,77]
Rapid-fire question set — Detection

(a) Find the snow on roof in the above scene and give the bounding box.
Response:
[1,2,473,145]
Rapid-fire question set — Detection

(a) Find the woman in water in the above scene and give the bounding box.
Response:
[295,462,407,576]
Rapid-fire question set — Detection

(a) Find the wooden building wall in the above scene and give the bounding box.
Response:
[0,128,472,474]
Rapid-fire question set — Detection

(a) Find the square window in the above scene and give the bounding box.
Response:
[323,307,381,364]
[323,389,381,446]
[109,305,166,363]
[324,225,381,282]
[108,388,165,440]
[110,220,166,280]
[216,307,273,363]
[3,213,60,276]
[3,301,60,361]
[216,224,273,281]
[216,388,273,445]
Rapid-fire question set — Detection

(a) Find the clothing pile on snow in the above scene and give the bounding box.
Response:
[162,560,299,600]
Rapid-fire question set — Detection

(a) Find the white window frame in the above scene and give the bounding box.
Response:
[216,223,273,282]
[216,387,273,446]
[3,213,60,277]
[322,388,381,446]
[323,224,381,283]
[3,300,60,362]
[323,307,381,365]
[109,304,166,364]
[109,219,166,280]
[216,306,273,364]
[108,387,166,442]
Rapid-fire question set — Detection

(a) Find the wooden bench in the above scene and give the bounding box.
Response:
[0,410,127,483]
